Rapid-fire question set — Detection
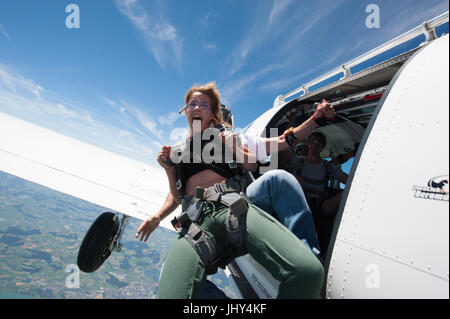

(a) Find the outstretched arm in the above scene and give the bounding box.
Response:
[136,145,182,242]
[136,192,179,242]
[265,100,336,155]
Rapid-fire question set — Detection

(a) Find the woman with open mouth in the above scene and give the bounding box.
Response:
[149,82,324,299]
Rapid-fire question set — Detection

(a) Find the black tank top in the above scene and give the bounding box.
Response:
[177,132,238,193]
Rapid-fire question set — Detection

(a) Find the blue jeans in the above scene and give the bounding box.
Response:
[246,169,321,258]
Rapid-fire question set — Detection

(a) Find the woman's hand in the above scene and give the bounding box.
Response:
[158,145,180,203]
[136,215,161,242]
[157,145,174,170]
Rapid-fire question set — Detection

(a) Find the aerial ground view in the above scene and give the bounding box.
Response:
[0,171,237,299]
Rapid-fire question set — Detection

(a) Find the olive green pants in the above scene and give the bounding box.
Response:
[157,202,324,299]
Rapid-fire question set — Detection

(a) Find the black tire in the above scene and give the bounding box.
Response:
[77,212,120,273]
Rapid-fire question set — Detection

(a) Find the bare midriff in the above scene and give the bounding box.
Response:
[184,169,226,196]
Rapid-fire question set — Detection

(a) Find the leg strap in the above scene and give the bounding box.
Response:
[181,222,221,275]
[175,185,250,275]
[222,193,249,258]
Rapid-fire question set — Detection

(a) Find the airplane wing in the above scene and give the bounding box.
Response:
[0,111,179,231]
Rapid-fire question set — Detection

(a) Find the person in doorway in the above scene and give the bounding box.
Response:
[295,132,349,256]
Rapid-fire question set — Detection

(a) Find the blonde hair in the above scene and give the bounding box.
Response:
[185,82,223,126]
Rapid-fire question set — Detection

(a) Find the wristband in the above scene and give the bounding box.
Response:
[313,116,328,126]
[283,127,298,147]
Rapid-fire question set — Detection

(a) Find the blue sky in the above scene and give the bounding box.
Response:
[0,0,448,168]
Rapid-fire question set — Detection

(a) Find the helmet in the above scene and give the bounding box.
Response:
[221,104,234,129]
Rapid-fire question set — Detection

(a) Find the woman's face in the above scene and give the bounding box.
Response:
[185,92,215,134]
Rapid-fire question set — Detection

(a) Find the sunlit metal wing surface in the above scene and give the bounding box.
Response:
[0,112,178,230]
[327,35,449,298]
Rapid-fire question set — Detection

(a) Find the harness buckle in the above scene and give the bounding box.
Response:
[229,196,249,217]
[195,187,206,200]
[171,217,181,231]
[228,161,238,170]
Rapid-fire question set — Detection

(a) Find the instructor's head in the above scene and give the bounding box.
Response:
[307,132,327,155]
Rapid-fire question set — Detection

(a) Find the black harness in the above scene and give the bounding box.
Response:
[170,125,253,275]
[297,158,334,199]
[171,184,250,275]
[171,124,241,200]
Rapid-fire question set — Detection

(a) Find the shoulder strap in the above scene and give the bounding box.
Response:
[323,159,337,189]
[173,138,190,200]
[208,124,241,176]
[301,159,331,187]
[323,159,332,179]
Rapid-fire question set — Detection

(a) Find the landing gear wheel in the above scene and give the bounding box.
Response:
[77,212,120,273]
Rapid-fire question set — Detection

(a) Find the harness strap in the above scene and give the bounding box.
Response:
[173,124,242,199]
[223,194,249,257]
[172,184,250,275]
[181,223,221,275]
[303,176,329,185]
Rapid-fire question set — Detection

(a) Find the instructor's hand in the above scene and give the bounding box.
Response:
[314,99,336,119]
[220,131,237,154]
[136,215,161,242]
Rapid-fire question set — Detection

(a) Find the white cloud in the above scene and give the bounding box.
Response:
[169,127,189,142]
[104,97,183,144]
[0,64,165,165]
[134,108,162,139]
[56,103,94,124]
[227,0,342,79]
[118,129,133,137]
[152,22,177,41]
[204,42,217,50]
[151,140,163,150]
[104,98,120,108]
[113,98,165,140]
[158,111,181,127]
[0,65,43,98]
[105,98,129,115]
[220,0,353,104]
[227,2,273,76]
[200,12,216,28]
[114,0,182,72]
[220,64,283,106]
[0,24,10,39]
[199,11,218,52]
[268,0,294,25]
